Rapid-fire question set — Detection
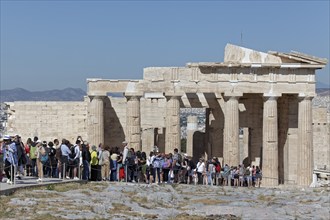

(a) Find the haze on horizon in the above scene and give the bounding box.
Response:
[1,1,329,91]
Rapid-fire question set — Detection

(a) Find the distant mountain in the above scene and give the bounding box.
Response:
[0,88,86,102]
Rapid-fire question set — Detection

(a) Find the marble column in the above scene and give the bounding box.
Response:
[126,95,141,151]
[262,95,279,186]
[165,95,181,153]
[223,95,240,166]
[186,115,198,157]
[297,96,313,186]
[88,96,104,147]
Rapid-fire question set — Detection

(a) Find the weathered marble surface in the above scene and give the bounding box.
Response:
[1,182,329,220]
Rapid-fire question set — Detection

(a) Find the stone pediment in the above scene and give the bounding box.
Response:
[224,43,328,65]
[224,43,282,64]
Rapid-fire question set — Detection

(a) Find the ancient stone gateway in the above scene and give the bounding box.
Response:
[86,44,327,187]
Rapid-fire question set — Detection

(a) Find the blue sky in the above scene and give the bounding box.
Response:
[1,1,329,91]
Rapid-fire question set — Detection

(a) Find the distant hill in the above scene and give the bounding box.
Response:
[0,87,329,102]
[0,88,86,102]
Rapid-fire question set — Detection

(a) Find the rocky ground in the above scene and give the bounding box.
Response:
[0,182,329,220]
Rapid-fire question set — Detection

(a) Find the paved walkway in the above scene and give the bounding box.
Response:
[0,176,82,195]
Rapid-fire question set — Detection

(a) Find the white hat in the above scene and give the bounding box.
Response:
[3,135,11,140]
[122,141,128,144]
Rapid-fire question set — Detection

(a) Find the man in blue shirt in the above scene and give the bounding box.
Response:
[2,135,17,184]
[60,139,71,179]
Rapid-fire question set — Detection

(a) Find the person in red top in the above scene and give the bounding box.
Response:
[25,138,32,176]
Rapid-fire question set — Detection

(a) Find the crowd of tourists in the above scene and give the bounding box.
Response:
[0,134,262,187]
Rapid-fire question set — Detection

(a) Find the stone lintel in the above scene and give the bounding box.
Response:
[263,93,282,99]
[224,92,243,98]
[164,92,184,98]
[124,92,144,98]
[298,93,315,99]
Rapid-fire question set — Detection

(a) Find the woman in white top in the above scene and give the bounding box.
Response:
[196,158,205,185]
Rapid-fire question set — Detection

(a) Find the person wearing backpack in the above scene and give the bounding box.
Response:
[172,148,181,183]
[69,139,81,180]
[48,141,57,178]
[36,140,47,182]
[29,136,39,177]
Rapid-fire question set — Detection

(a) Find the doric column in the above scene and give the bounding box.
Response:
[223,94,241,166]
[126,95,141,151]
[297,95,313,186]
[262,95,279,186]
[165,95,181,153]
[88,96,104,147]
[186,115,198,157]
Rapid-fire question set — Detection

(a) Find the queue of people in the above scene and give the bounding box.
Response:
[1,135,262,187]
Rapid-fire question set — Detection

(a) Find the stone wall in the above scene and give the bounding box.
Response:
[6,101,88,143]
[312,108,330,170]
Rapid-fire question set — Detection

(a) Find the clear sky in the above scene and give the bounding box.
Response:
[1,1,329,91]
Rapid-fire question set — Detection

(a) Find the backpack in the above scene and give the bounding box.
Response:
[40,146,48,164]
[245,168,251,176]
[56,145,62,160]
[215,163,221,173]
[69,146,77,159]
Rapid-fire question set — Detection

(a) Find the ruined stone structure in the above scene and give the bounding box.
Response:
[5,44,328,186]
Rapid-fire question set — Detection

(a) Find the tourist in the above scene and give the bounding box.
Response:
[90,145,99,181]
[222,164,231,186]
[48,141,57,178]
[255,166,262,187]
[100,145,110,181]
[252,165,257,187]
[207,158,216,186]
[60,139,71,179]
[127,148,137,182]
[245,165,252,187]
[139,151,147,183]
[24,138,32,176]
[186,156,195,184]
[146,151,154,184]
[30,136,39,177]
[152,153,162,184]
[14,135,26,179]
[69,139,81,180]
[36,140,46,182]
[42,141,50,177]
[82,141,91,180]
[196,158,205,185]
[162,154,171,183]
[172,148,182,183]
[2,135,17,184]
[233,166,239,187]
[110,147,118,181]
[122,141,129,182]
[54,139,62,178]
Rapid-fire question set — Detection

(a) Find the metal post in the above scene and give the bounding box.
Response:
[63,163,65,180]
[125,164,127,182]
[78,165,81,180]
[13,165,16,185]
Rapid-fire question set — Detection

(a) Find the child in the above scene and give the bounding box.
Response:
[192,169,198,185]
